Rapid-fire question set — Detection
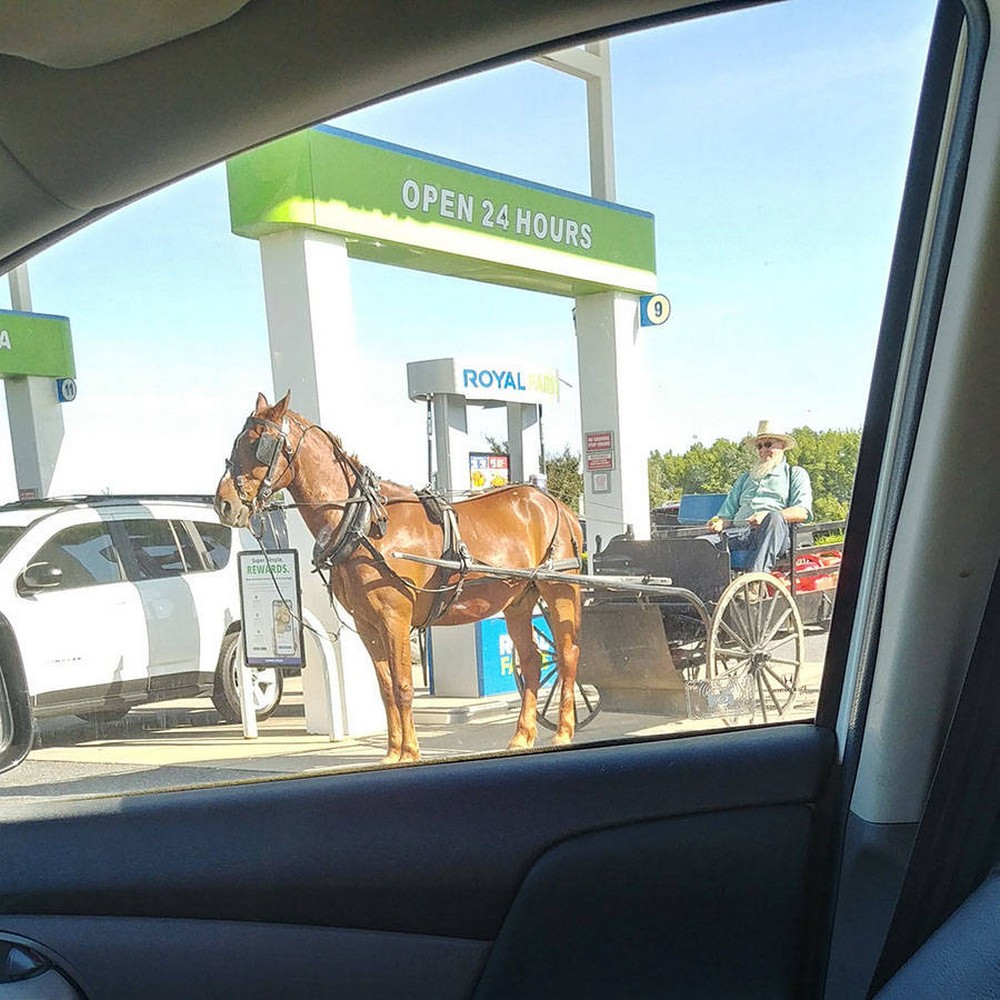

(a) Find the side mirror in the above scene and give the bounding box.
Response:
[19,563,63,590]
[0,623,33,773]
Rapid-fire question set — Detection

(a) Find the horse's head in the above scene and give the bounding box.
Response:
[214,391,295,528]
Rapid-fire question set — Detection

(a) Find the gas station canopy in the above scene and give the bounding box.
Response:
[227,125,656,298]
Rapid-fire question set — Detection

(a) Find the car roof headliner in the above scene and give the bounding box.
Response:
[0,0,744,273]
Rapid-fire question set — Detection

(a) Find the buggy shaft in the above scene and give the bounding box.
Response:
[390,548,691,596]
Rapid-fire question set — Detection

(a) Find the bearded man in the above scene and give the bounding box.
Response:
[705,421,813,574]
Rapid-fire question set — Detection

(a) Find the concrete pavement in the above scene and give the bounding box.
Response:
[21,658,821,760]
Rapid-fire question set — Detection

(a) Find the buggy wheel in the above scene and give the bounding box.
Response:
[514,607,601,731]
[707,572,805,721]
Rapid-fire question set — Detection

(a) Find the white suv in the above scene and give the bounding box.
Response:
[0,495,284,725]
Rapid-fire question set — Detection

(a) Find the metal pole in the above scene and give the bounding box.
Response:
[426,397,433,485]
[538,403,546,471]
[8,265,32,311]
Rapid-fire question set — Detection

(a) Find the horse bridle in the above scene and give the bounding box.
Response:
[227,413,386,537]
[227,414,295,513]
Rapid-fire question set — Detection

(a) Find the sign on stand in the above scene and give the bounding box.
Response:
[237,549,305,738]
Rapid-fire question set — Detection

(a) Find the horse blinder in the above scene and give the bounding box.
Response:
[255,432,281,467]
[229,416,290,511]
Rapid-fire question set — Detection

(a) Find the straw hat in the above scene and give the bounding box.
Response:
[744,419,797,451]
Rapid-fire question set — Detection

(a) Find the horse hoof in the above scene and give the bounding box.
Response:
[507,733,536,750]
[381,751,402,765]
[551,733,573,746]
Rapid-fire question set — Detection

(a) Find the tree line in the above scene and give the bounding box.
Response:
[539,427,861,523]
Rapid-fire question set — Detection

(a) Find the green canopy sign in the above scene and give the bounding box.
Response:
[0,310,75,378]
[227,126,657,297]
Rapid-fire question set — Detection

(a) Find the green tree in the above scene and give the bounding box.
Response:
[544,446,583,511]
[648,438,746,504]
[788,426,860,521]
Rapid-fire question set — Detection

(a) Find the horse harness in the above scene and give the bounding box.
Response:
[412,487,474,625]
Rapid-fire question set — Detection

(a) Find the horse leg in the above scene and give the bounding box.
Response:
[383,622,420,762]
[536,582,582,746]
[505,589,543,750]
[355,619,405,763]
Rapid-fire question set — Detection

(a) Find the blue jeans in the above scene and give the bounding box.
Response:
[717,511,791,574]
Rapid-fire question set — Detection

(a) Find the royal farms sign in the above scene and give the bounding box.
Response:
[227,126,657,297]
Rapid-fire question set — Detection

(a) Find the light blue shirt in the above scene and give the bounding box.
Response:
[716,460,813,523]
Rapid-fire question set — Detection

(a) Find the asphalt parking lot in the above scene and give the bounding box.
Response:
[0,640,826,808]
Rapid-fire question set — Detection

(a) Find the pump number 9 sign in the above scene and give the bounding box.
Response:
[639,294,671,327]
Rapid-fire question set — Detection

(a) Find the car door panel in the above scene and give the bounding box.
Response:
[110,519,202,693]
[17,584,145,712]
[0,917,491,1000]
[0,725,834,997]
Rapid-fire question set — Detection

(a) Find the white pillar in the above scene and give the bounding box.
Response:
[5,266,65,500]
[5,378,64,498]
[584,40,616,202]
[575,291,651,551]
[506,402,542,483]
[257,229,385,738]
[258,229,365,444]
[431,393,469,494]
[285,509,385,739]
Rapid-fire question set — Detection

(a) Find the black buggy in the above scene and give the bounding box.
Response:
[520,493,845,730]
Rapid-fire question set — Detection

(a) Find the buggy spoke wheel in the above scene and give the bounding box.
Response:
[708,572,805,718]
[717,618,750,649]
[513,603,601,731]
[766,656,803,669]
[762,664,797,697]
[761,607,793,646]
[539,676,558,719]
[714,646,751,660]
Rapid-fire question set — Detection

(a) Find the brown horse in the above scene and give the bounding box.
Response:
[214,391,584,763]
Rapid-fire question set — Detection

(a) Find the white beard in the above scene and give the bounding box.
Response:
[750,452,784,481]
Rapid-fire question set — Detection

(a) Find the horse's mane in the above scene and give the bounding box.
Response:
[287,409,541,503]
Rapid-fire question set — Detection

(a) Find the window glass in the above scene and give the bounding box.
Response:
[0,527,25,563]
[0,0,939,797]
[25,524,124,590]
[173,520,206,572]
[120,519,187,579]
[195,521,233,569]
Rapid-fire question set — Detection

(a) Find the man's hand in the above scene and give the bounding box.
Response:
[746,511,768,527]
[707,517,726,533]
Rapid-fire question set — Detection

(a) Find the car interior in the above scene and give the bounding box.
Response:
[0,0,998,997]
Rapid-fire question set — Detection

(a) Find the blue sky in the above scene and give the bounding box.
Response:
[0,0,936,496]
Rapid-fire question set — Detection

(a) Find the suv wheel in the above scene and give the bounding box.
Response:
[212,631,283,723]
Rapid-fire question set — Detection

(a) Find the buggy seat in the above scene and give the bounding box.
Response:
[676,493,756,570]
